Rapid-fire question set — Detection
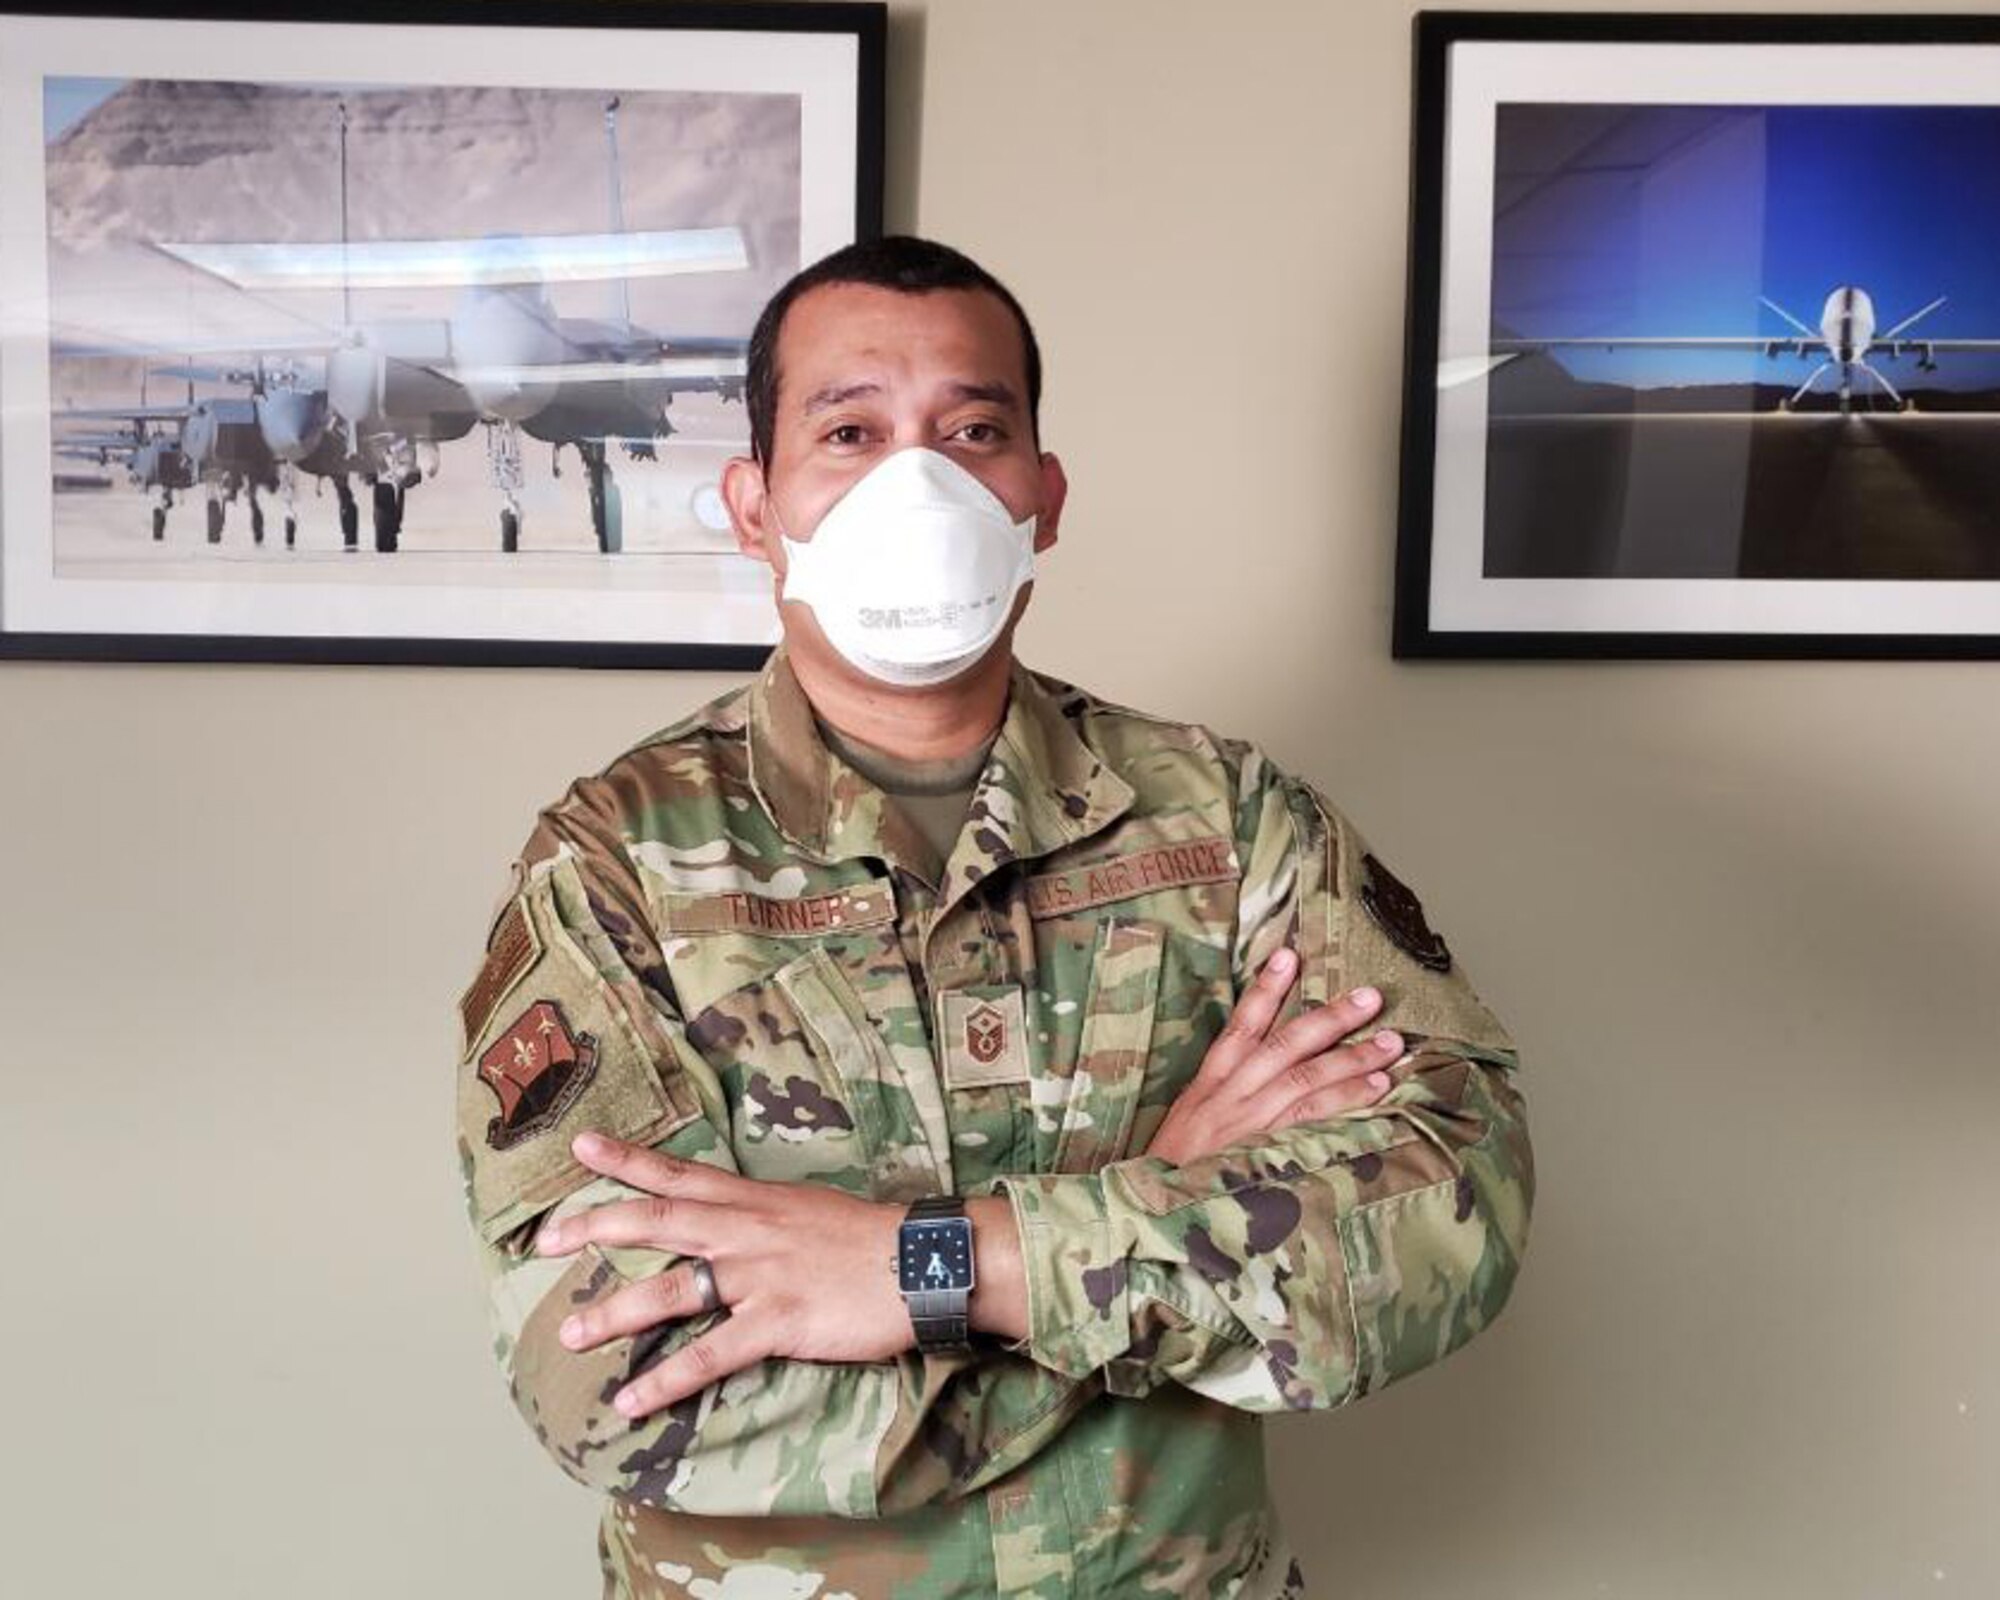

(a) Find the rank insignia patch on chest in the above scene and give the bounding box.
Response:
[477,999,599,1150]
[964,1001,1008,1065]
[1360,853,1453,973]
[940,987,1031,1088]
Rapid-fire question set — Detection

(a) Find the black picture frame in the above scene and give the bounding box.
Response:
[1395,11,2000,660]
[0,0,885,669]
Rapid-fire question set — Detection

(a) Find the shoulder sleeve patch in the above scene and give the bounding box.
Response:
[1359,852,1453,974]
[458,859,703,1243]
[476,998,599,1151]
[1327,804,1514,1059]
[459,898,540,1056]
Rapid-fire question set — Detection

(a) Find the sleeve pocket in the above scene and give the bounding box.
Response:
[458,860,702,1243]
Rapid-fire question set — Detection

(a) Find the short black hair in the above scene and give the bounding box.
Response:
[745,235,1042,466]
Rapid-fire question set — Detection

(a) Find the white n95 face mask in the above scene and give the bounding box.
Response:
[778,448,1039,687]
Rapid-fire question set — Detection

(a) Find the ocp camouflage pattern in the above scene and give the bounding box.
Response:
[456,645,1533,1598]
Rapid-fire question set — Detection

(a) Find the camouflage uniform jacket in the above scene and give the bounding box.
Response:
[456,645,1533,1599]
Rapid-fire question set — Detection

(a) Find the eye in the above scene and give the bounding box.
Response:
[822,422,870,449]
[951,419,1006,446]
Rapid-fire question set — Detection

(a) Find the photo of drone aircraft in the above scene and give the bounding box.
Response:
[1476,101,2000,583]
[43,76,797,574]
[1493,284,2000,414]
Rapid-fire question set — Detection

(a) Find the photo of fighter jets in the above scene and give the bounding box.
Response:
[1479,103,2000,582]
[44,76,799,582]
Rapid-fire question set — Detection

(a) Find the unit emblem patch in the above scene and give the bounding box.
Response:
[477,999,599,1150]
[1360,853,1453,973]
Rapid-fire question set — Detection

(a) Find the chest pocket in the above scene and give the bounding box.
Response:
[1023,832,1240,1173]
[681,942,949,1202]
[1048,919,1165,1174]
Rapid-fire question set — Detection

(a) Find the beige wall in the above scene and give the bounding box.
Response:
[5,0,1998,1593]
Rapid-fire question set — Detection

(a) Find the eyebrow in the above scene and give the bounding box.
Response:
[796,379,1023,416]
[947,380,1022,410]
[800,381,882,415]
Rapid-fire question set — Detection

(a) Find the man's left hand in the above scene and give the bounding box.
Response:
[534,1131,911,1420]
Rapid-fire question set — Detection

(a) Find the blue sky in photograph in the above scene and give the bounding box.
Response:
[42,76,416,144]
[1491,104,2000,390]
[44,78,125,142]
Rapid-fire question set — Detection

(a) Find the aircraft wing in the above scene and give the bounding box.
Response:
[55,441,141,458]
[1499,333,2000,353]
[1492,336,1814,352]
[447,355,747,393]
[54,330,342,361]
[52,431,147,448]
[449,320,750,394]
[551,318,749,364]
[151,227,748,292]
[55,404,194,422]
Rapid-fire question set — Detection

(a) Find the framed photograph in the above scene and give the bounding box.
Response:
[1396,11,2000,659]
[0,0,884,667]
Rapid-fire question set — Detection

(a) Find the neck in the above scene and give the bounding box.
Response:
[789,640,1014,763]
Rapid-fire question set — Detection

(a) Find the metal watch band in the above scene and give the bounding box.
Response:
[902,1196,972,1351]
[907,1292,970,1349]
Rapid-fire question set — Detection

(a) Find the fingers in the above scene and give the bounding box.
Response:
[1238,1028,1405,1133]
[1271,1064,1397,1129]
[569,1132,736,1200]
[559,1259,725,1352]
[1224,986,1390,1102]
[537,1191,724,1257]
[1205,946,1300,1072]
[536,1134,737,1256]
[610,1312,772,1421]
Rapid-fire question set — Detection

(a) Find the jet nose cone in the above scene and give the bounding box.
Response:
[258,391,328,460]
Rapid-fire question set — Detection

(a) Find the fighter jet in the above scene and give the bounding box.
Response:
[1492,286,2000,413]
[53,403,194,541]
[160,349,475,551]
[146,96,749,554]
[52,384,290,544]
[53,354,398,548]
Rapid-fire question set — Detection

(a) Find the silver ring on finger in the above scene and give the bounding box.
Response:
[688,1256,722,1314]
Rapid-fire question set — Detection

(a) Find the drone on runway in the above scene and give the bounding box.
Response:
[1493,286,2000,412]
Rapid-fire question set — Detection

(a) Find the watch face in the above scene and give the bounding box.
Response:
[899,1218,974,1293]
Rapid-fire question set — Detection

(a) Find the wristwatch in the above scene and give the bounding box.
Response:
[898,1195,975,1351]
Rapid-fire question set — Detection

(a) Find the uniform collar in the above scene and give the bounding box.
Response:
[745,643,1134,891]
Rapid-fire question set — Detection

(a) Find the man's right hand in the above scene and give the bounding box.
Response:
[1144,946,1403,1166]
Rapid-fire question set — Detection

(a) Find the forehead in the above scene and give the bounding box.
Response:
[774,282,1029,414]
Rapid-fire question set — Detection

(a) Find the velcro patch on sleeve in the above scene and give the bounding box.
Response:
[1360,852,1453,973]
[476,999,599,1151]
[459,898,540,1056]
[662,880,896,938]
[1025,836,1237,919]
[459,862,702,1243]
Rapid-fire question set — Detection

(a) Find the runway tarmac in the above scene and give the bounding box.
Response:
[1483,412,2000,581]
[42,425,778,646]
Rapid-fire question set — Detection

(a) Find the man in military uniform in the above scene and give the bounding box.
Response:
[456,238,1532,1598]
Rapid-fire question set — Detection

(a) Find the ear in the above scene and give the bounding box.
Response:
[1033,451,1068,553]
[722,455,775,565]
